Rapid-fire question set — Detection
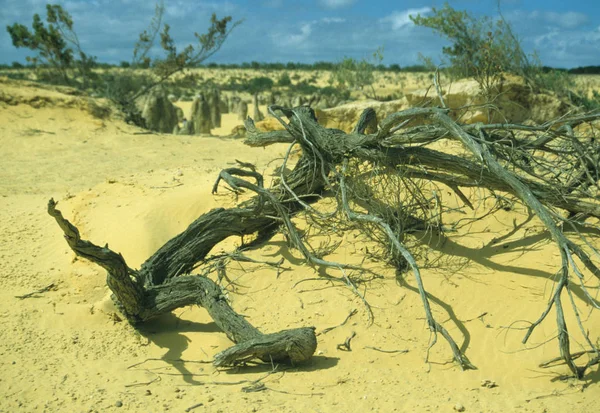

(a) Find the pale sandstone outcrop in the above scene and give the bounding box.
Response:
[190,94,212,134]
[207,88,222,128]
[236,100,248,121]
[314,98,409,133]
[253,93,264,122]
[219,95,229,114]
[138,88,178,133]
[405,75,571,124]
[254,116,284,132]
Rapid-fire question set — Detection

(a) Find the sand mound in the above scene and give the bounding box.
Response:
[0,76,112,119]
[1,79,598,412]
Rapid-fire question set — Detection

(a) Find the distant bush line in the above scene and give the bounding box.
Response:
[4,61,600,74]
[1,61,430,73]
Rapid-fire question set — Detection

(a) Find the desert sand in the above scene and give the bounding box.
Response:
[1,75,599,413]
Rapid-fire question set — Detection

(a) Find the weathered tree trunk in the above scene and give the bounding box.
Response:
[47,107,340,367]
[48,199,317,366]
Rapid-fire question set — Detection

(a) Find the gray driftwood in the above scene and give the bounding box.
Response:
[48,199,317,366]
[49,102,600,377]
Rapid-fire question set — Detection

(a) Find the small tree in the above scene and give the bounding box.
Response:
[410,3,587,102]
[410,3,531,96]
[330,47,383,99]
[6,4,96,87]
[127,1,242,102]
[103,1,241,128]
[246,76,274,95]
[277,72,292,87]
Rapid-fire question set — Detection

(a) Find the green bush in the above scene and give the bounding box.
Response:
[570,90,600,111]
[534,68,575,98]
[410,3,589,103]
[411,4,529,96]
[99,71,152,104]
[246,76,274,94]
[277,72,292,86]
[291,80,319,95]
[319,86,338,96]
[6,4,97,87]
[330,47,383,99]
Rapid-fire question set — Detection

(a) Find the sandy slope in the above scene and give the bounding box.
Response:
[0,78,599,413]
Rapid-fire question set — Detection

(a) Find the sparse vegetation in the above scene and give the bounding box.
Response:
[6,4,97,87]
[410,3,531,97]
[245,76,274,95]
[330,47,384,99]
[277,72,292,86]
[111,1,240,123]
[411,2,600,108]
[5,1,240,128]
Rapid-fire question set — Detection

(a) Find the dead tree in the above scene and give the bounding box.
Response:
[242,104,600,376]
[50,102,600,377]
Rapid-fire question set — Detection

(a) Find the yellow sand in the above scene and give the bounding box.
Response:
[1,77,599,413]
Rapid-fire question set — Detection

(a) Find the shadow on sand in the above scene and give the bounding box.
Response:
[136,313,338,384]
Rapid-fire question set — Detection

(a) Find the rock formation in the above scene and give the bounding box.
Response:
[314,99,407,133]
[138,88,178,133]
[228,95,238,113]
[268,93,277,106]
[190,94,212,134]
[219,95,229,114]
[175,106,184,122]
[236,100,248,121]
[207,88,222,128]
[253,93,264,122]
[404,75,570,124]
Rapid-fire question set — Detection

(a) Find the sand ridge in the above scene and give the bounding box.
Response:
[1,78,599,412]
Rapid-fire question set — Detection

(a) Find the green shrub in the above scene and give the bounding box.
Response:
[99,71,153,104]
[410,3,591,104]
[319,86,338,96]
[534,68,575,98]
[330,47,383,99]
[277,72,292,86]
[6,4,97,87]
[246,76,274,94]
[410,3,531,96]
[292,80,319,95]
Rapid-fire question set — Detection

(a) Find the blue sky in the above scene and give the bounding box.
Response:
[1,0,599,68]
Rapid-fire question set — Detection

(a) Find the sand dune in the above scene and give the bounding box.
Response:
[1,77,599,412]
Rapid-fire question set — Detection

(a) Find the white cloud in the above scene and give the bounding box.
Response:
[271,17,345,47]
[318,0,355,10]
[2,0,598,69]
[273,22,313,47]
[532,25,600,67]
[528,11,589,29]
[380,7,431,30]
